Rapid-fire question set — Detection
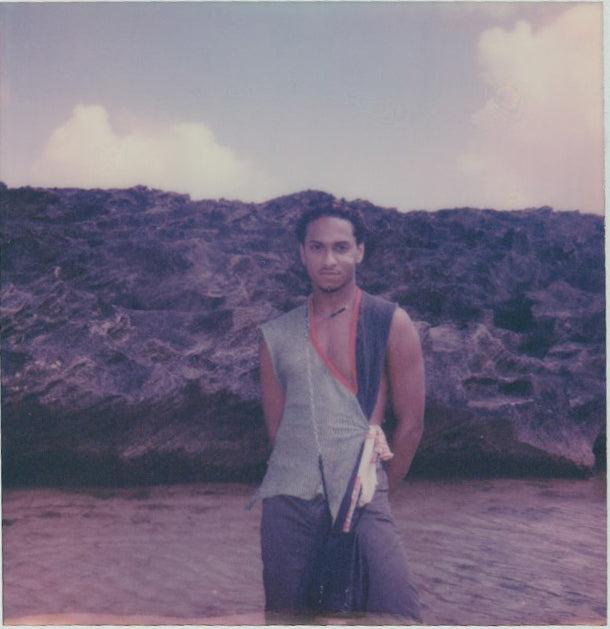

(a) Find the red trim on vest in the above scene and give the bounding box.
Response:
[309,288,361,395]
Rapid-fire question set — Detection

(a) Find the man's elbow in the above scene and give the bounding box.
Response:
[406,409,425,445]
[395,412,424,447]
[415,418,424,449]
[407,415,424,447]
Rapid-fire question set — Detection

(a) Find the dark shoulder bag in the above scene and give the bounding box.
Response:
[307,451,368,614]
[304,325,368,614]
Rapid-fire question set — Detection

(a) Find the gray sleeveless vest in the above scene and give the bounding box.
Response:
[256,290,396,521]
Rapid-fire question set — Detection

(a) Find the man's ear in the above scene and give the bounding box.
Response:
[356,243,365,264]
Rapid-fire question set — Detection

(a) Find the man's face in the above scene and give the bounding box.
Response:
[299,216,364,293]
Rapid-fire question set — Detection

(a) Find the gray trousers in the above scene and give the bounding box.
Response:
[260,482,422,622]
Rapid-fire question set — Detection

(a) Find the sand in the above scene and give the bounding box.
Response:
[2,473,606,626]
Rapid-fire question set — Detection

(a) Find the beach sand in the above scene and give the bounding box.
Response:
[2,473,606,626]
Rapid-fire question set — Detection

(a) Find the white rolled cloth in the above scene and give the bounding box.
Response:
[342,425,394,532]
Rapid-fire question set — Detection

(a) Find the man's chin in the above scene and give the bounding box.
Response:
[317,279,347,294]
[313,274,353,294]
[320,285,340,293]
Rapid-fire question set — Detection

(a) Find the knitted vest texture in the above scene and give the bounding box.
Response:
[256,290,396,521]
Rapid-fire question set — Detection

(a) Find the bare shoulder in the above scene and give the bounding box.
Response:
[388,306,421,352]
[386,306,424,376]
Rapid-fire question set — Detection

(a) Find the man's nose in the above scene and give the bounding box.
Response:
[323,249,337,266]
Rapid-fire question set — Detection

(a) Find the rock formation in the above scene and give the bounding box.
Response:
[1,185,605,485]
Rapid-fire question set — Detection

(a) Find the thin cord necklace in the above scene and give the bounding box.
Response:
[312,289,356,319]
[328,290,357,318]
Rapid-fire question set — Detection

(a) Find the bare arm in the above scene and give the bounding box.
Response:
[385,307,425,494]
[259,338,285,446]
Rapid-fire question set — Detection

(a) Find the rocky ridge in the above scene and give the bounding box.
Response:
[0,185,605,485]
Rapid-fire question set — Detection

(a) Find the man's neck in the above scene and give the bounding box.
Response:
[311,282,359,319]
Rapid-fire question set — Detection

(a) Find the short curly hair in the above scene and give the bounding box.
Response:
[295,200,366,245]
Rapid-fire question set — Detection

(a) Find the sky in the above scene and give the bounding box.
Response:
[0,1,604,214]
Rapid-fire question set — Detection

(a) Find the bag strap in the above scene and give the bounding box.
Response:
[305,297,367,528]
[305,297,330,498]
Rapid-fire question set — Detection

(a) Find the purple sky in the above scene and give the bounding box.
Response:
[0,2,604,214]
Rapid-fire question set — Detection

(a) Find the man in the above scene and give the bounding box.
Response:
[255,202,424,622]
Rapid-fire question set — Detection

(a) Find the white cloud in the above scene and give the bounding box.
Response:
[30,104,276,201]
[458,5,604,213]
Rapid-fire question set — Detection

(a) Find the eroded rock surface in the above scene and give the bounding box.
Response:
[1,186,605,484]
